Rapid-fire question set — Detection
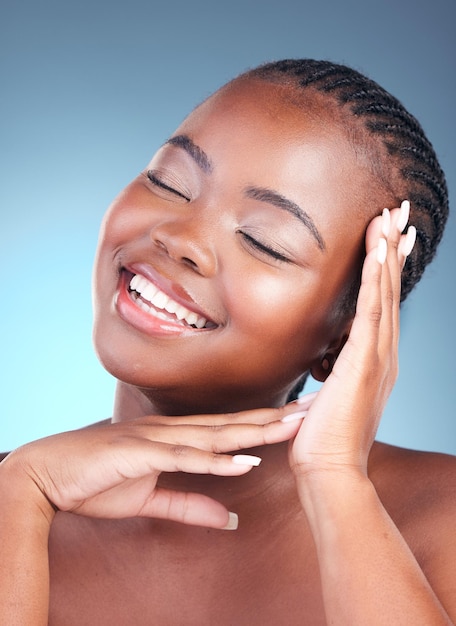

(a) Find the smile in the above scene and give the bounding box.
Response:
[128,274,213,330]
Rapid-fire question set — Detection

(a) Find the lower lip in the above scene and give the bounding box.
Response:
[116,272,204,337]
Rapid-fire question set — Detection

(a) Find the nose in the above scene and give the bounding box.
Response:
[150,216,218,277]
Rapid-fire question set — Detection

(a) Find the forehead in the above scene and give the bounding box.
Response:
[182,77,344,151]
[174,78,379,227]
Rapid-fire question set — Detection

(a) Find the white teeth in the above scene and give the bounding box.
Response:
[164,299,179,314]
[195,316,206,329]
[130,274,141,291]
[129,274,209,329]
[137,298,150,312]
[141,283,159,302]
[174,305,188,321]
[185,312,198,327]
[150,290,168,309]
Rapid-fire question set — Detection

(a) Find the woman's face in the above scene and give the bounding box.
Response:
[92,78,378,413]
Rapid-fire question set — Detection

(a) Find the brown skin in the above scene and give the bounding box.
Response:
[44,444,455,625]
[1,78,455,625]
[92,78,373,416]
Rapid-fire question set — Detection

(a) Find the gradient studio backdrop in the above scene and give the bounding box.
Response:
[1,0,455,454]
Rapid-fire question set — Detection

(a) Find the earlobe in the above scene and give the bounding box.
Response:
[310,353,336,382]
[310,329,351,382]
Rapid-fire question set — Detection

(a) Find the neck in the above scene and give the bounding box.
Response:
[111,381,298,519]
[158,440,299,525]
[111,380,291,421]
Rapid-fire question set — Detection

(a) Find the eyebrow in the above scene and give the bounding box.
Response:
[245,187,326,251]
[165,134,325,251]
[166,135,213,174]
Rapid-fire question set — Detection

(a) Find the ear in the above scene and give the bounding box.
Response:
[310,326,352,382]
[310,212,384,383]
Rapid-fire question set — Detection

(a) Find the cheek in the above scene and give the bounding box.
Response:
[228,270,296,319]
[93,189,153,291]
[97,179,157,248]
[226,269,331,356]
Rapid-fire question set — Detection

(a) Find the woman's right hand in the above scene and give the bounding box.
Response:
[1,407,303,529]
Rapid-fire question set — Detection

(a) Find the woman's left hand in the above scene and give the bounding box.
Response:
[288,202,416,481]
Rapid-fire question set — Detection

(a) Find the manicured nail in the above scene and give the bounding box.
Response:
[281,410,308,423]
[296,391,318,405]
[232,454,262,466]
[377,237,387,264]
[400,225,417,257]
[397,200,410,233]
[222,512,238,530]
[382,208,391,237]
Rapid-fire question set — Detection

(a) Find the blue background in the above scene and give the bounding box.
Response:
[1,0,455,454]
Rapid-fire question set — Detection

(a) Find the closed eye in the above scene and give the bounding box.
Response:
[146,171,191,201]
[240,232,291,263]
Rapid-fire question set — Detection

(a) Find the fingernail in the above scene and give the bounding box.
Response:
[401,225,417,257]
[232,454,262,466]
[382,208,391,237]
[296,391,318,405]
[281,410,308,423]
[397,200,410,233]
[377,237,387,264]
[222,512,238,530]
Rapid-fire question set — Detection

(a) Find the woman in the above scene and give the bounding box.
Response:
[1,59,454,625]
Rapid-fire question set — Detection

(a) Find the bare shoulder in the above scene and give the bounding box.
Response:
[369,440,456,512]
[369,440,456,531]
[369,440,456,605]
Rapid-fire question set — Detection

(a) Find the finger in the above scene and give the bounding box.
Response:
[71,477,238,529]
[398,225,417,270]
[365,213,384,254]
[293,390,319,410]
[379,211,395,351]
[113,439,262,477]
[61,440,261,512]
[391,199,415,267]
[366,204,404,353]
[140,488,237,529]
[341,241,383,363]
[125,418,303,454]
[386,202,415,347]
[127,405,289,429]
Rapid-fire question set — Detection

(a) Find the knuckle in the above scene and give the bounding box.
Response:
[368,308,382,327]
[384,286,394,306]
[207,424,230,454]
[208,424,225,435]
[170,444,190,458]
[388,237,400,252]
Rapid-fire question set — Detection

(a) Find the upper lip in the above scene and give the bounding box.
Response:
[125,261,218,326]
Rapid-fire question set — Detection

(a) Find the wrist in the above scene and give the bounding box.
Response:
[293,457,369,491]
[0,451,54,624]
[0,451,57,527]
[294,463,375,524]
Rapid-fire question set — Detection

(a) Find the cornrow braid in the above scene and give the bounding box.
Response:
[246,59,449,303]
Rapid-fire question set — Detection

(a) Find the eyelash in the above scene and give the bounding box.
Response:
[240,232,291,263]
[146,171,190,201]
[145,171,290,263]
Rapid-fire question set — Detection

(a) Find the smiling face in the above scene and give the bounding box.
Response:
[92,77,385,415]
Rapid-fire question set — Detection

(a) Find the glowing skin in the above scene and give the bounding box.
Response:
[92,79,382,418]
[1,75,455,626]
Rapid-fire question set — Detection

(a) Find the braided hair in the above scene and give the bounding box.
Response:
[239,60,449,401]
[243,59,449,304]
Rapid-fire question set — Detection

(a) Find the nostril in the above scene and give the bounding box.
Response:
[182,256,198,270]
[153,238,168,253]
[151,227,216,276]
